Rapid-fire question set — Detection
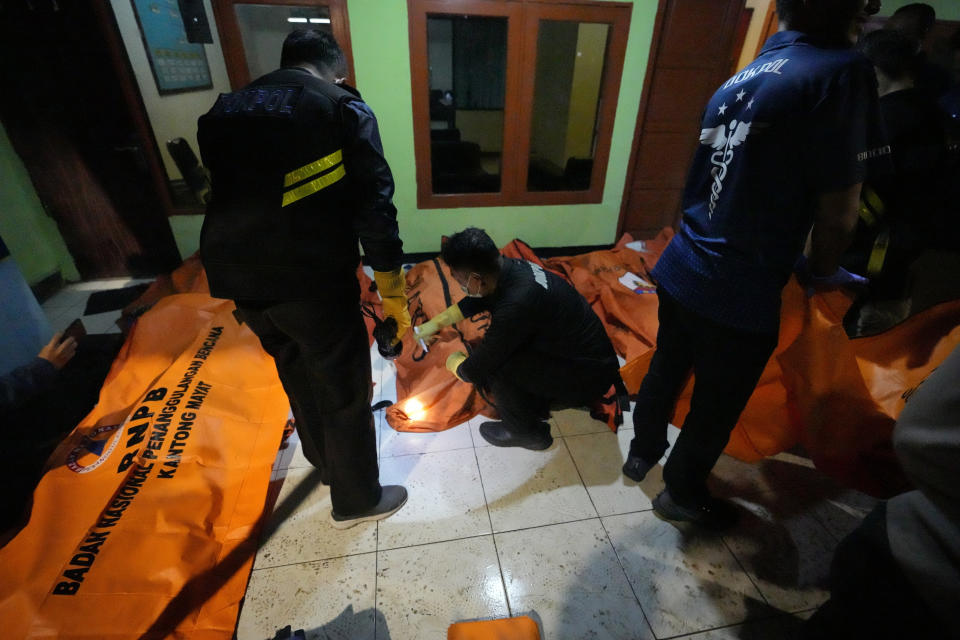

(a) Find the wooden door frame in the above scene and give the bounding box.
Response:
[615,0,667,238]
[408,0,632,209]
[755,2,779,58]
[510,1,630,207]
[211,0,356,91]
[95,2,179,218]
[730,6,754,75]
[408,0,525,209]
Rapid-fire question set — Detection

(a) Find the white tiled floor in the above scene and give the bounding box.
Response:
[238,345,879,640]
[38,278,879,640]
[40,278,153,335]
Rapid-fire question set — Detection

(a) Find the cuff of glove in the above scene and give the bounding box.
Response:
[446,351,468,381]
[374,268,406,298]
[415,319,439,339]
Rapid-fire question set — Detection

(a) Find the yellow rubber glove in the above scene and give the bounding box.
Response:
[446,351,468,381]
[414,303,465,341]
[374,268,411,346]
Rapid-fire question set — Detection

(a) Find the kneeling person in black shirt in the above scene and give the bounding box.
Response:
[418,227,619,450]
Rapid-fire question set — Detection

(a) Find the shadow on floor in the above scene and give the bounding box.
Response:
[261,604,391,640]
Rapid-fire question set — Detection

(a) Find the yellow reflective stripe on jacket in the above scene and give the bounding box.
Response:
[283,149,343,187]
[281,164,346,207]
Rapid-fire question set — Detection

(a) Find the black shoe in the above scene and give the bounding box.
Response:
[330,485,408,529]
[652,488,739,530]
[479,421,553,450]
[622,454,655,482]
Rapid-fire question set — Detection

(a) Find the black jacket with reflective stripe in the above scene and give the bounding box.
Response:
[197,67,402,302]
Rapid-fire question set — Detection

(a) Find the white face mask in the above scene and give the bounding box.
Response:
[460,273,483,298]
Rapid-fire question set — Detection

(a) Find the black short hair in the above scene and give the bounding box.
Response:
[441,227,501,274]
[888,3,936,42]
[280,29,346,77]
[860,28,918,80]
[891,3,936,26]
[776,0,801,27]
[777,0,880,40]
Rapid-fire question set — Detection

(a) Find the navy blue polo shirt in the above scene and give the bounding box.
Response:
[652,31,885,333]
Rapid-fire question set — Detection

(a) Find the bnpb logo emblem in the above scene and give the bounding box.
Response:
[66,424,123,474]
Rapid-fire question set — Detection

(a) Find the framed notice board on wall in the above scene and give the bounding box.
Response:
[131,0,213,94]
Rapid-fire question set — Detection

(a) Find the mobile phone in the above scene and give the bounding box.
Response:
[60,318,87,344]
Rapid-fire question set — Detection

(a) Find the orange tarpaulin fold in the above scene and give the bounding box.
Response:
[0,294,289,639]
[387,257,497,431]
[539,231,672,364]
[620,279,960,497]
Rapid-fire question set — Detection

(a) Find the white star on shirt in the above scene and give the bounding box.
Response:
[736,89,746,102]
[718,103,728,115]
[746,98,755,110]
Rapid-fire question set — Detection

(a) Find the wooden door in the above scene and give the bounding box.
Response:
[0,1,181,279]
[212,0,355,90]
[618,0,746,238]
[731,6,754,76]
[0,0,179,278]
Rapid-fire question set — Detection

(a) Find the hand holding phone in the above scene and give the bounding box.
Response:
[39,319,84,370]
[61,318,87,344]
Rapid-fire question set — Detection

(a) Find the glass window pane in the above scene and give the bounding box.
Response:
[528,20,609,192]
[427,15,506,194]
[234,4,333,81]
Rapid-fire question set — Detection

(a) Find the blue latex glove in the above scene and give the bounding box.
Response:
[795,255,869,297]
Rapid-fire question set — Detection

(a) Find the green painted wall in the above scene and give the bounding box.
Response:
[166,1,657,255]
[878,0,960,20]
[169,214,205,259]
[347,0,656,253]
[0,121,79,285]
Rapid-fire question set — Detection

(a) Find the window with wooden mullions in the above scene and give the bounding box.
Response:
[408,0,631,209]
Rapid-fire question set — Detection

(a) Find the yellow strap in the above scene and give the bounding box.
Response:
[867,228,890,276]
[281,164,346,207]
[858,186,885,227]
[283,149,343,187]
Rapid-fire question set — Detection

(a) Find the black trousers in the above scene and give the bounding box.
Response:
[629,290,777,504]
[236,298,380,515]
[801,503,942,639]
[486,349,615,439]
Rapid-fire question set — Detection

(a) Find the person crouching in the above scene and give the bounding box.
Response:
[419,227,620,450]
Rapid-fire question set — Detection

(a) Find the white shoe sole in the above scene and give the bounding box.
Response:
[329,493,408,530]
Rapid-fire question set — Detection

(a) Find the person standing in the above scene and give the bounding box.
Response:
[843,28,949,334]
[198,29,409,528]
[621,0,885,529]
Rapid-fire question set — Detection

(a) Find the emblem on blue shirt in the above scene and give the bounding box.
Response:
[700,118,753,218]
